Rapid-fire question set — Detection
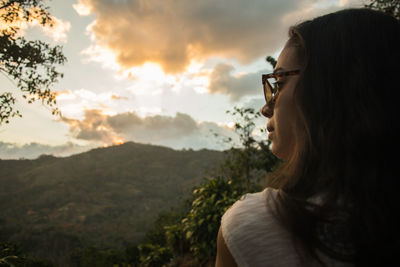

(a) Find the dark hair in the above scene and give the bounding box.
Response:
[270,8,400,266]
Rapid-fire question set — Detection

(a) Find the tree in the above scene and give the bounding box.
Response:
[221,107,279,190]
[365,0,400,20]
[266,55,277,68]
[0,0,66,124]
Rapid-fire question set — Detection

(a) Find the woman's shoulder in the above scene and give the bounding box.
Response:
[220,188,354,267]
[222,187,278,224]
[221,187,302,267]
[222,187,284,231]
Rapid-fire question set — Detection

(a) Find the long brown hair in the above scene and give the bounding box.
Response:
[269,8,400,266]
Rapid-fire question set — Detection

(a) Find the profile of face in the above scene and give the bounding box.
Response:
[262,42,302,160]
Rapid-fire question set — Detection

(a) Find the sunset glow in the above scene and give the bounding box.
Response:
[124,63,167,83]
[0,0,365,159]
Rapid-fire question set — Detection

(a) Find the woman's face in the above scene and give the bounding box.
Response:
[262,43,302,159]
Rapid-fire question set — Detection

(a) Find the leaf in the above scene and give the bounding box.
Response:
[0,2,66,124]
[185,231,193,239]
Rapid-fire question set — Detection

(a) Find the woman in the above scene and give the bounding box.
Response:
[216,8,400,267]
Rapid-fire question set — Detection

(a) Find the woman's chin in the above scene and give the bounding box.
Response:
[270,143,278,157]
[270,143,289,160]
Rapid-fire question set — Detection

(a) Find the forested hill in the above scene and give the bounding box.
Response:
[0,142,225,265]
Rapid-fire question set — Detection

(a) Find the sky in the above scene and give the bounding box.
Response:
[0,0,365,159]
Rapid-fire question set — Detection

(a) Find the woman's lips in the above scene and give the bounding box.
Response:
[268,131,274,140]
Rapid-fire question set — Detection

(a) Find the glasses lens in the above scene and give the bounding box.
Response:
[264,78,275,104]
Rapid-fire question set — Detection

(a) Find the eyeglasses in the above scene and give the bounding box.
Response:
[262,70,300,105]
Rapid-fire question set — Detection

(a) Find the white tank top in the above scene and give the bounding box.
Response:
[221,188,354,267]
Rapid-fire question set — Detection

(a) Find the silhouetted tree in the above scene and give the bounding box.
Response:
[222,107,279,190]
[266,55,277,68]
[0,0,66,124]
[365,0,400,19]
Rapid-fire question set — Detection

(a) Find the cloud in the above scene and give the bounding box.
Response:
[107,111,199,142]
[61,109,237,149]
[208,63,266,101]
[0,5,71,43]
[242,97,266,111]
[75,0,365,74]
[58,89,128,102]
[75,0,309,73]
[0,115,237,159]
[111,94,128,100]
[0,141,92,159]
[40,16,71,43]
[73,0,93,16]
[55,89,131,118]
[61,109,120,144]
[71,0,364,101]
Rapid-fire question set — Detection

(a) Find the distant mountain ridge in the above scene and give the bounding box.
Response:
[0,142,225,265]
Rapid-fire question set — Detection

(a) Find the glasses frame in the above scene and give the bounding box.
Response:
[262,70,300,105]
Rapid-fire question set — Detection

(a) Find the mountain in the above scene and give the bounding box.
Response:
[0,142,225,265]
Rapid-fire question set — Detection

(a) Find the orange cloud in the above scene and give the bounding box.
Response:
[60,109,237,149]
[0,4,70,42]
[61,109,118,144]
[111,94,128,100]
[76,0,306,73]
[61,109,199,145]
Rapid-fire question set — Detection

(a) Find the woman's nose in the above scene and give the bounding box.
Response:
[261,103,274,118]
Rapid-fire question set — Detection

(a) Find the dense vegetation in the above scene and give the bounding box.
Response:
[0,142,225,266]
[0,107,280,266]
[119,107,280,266]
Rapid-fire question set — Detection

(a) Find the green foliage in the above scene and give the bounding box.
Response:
[129,175,247,266]
[137,244,172,267]
[266,55,277,68]
[220,107,280,190]
[70,246,127,267]
[0,0,66,124]
[0,142,224,266]
[176,107,277,263]
[365,0,400,20]
[129,107,279,265]
[164,222,189,257]
[0,242,53,266]
[124,244,140,265]
[143,211,185,247]
[0,107,278,266]
[181,177,243,263]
